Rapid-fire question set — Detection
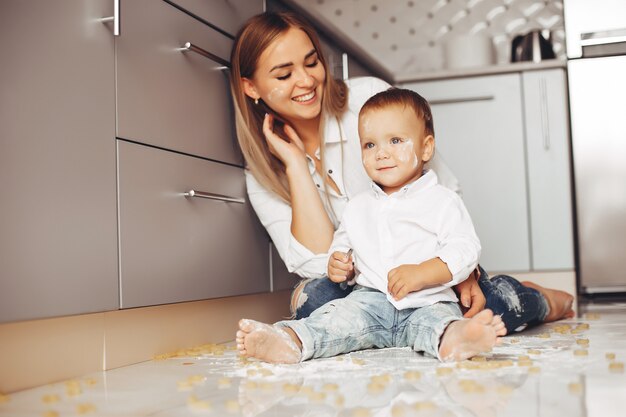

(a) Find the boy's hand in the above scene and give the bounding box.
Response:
[328,251,354,283]
[387,264,425,300]
[388,259,452,301]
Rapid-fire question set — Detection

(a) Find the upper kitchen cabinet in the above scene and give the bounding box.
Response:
[164,0,263,37]
[522,69,574,270]
[0,0,119,322]
[116,0,242,166]
[402,69,574,273]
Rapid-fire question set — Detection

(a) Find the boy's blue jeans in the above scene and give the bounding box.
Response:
[293,267,548,333]
[278,286,461,361]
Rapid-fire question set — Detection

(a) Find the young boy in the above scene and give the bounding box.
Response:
[236,88,506,363]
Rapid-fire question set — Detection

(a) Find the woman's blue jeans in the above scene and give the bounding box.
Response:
[292,266,548,333]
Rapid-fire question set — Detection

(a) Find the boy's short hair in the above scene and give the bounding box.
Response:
[359,88,434,137]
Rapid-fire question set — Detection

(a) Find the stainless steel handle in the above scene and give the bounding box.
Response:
[101,0,120,36]
[580,28,626,46]
[430,95,494,106]
[539,77,551,151]
[341,52,349,81]
[180,42,230,69]
[184,190,245,204]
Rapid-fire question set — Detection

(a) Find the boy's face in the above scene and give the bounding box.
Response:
[358,104,434,195]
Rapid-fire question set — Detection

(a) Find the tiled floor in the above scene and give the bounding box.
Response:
[1,301,625,417]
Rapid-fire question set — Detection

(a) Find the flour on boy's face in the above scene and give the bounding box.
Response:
[358,105,433,195]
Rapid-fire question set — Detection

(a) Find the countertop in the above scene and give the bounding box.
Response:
[395,59,567,83]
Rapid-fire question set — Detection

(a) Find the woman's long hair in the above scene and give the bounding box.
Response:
[230,12,348,202]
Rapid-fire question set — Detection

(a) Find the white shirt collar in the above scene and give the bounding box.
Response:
[369,169,438,199]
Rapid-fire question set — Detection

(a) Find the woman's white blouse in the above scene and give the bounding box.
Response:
[245,77,462,278]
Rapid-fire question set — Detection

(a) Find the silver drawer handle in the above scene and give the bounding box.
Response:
[180,42,230,69]
[429,95,494,106]
[100,0,120,36]
[580,28,626,46]
[184,190,245,204]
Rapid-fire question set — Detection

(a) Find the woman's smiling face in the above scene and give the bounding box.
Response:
[242,27,326,126]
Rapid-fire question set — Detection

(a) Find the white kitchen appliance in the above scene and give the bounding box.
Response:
[564,0,626,293]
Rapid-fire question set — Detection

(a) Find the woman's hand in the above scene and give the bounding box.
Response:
[328,251,354,283]
[262,113,307,169]
[454,268,486,318]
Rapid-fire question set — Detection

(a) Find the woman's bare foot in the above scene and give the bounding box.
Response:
[439,309,506,362]
[236,319,302,364]
[521,281,575,322]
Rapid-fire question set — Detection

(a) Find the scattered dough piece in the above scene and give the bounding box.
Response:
[518,355,530,361]
[471,356,486,362]
[187,395,211,411]
[322,383,339,392]
[371,374,391,384]
[583,313,600,320]
[309,391,326,402]
[528,349,541,355]
[609,362,624,373]
[282,383,300,394]
[404,370,421,381]
[518,360,533,367]
[367,381,386,394]
[42,411,59,417]
[352,407,371,417]
[528,366,541,374]
[577,323,590,330]
[352,358,366,366]
[576,339,589,346]
[497,385,514,395]
[224,399,239,413]
[259,368,273,377]
[536,333,551,339]
[508,338,519,344]
[335,394,345,407]
[258,382,273,391]
[574,349,588,356]
[606,353,616,361]
[246,369,258,377]
[217,377,232,389]
[458,379,485,393]
[76,403,96,415]
[0,393,9,403]
[243,381,258,390]
[413,401,436,411]
[436,367,454,376]
[568,383,583,395]
[188,375,206,385]
[391,404,406,417]
[42,394,60,404]
[177,381,193,391]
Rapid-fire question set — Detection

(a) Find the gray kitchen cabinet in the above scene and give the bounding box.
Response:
[402,74,531,272]
[271,243,298,292]
[0,0,118,322]
[117,140,270,308]
[116,0,242,166]
[522,69,575,270]
[402,69,574,272]
[165,0,264,36]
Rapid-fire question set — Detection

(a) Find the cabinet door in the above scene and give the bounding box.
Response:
[403,74,530,272]
[271,243,298,292]
[116,0,241,165]
[0,0,118,322]
[117,141,270,308]
[522,69,575,270]
[165,0,264,36]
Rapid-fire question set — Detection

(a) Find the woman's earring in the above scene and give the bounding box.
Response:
[254,98,259,105]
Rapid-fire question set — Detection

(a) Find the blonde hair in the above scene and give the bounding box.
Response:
[230,12,348,202]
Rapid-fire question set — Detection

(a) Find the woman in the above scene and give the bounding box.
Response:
[229,11,574,333]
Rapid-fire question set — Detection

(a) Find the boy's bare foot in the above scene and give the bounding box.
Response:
[521,281,575,322]
[236,319,301,364]
[439,309,506,362]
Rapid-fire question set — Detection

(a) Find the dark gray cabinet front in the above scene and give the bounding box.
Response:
[116,0,242,166]
[0,0,119,323]
[117,141,270,308]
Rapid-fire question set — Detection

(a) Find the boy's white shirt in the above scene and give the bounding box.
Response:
[329,170,481,310]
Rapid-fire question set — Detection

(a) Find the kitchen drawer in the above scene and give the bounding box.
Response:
[117,0,241,165]
[166,0,264,36]
[117,140,270,308]
[271,242,298,292]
